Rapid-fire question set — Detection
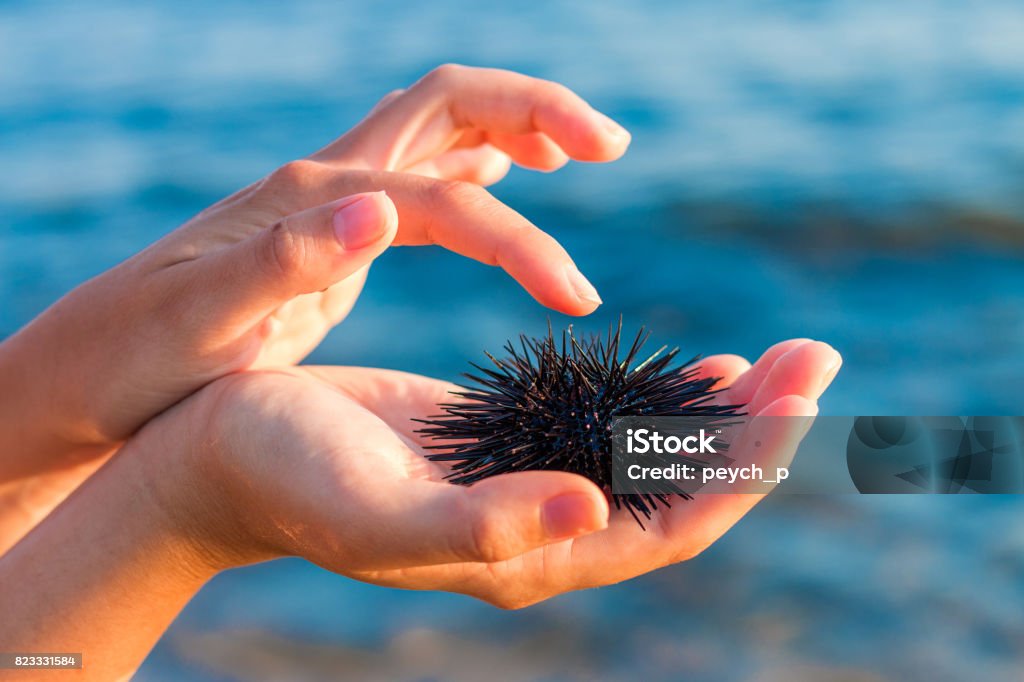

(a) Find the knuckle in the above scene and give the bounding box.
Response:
[537,77,574,101]
[423,63,466,87]
[498,220,533,251]
[489,218,538,271]
[467,509,519,564]
[265,159,324,193]
[370,89,406,114]
[428,178,486,209]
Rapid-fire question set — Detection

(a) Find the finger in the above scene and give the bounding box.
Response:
[725,339,814,404]
[554,393,818,592]
[317,64,630,169]
[485,132,570,172]
[317,265,370,324]
[273,381,609,574]
[655,395,818,553]
[192,191,397,328]
[244,270,371,368]
[264,168,604,315]
[394,177,603,315]
[746,341,841,415]
[348,395,820,605]
[687,354,752,393]
[440,128,489,151]
[366,470,609,569]
[405,144,513,186]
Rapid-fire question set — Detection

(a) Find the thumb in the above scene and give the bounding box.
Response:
[357,471,610,570]
[204,191,398,324]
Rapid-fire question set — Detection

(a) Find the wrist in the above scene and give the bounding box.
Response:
[0,326,123,552]
[112,430,226,583]
[132,380,287,573]
[0,329,84,464]
[0,304,122,462]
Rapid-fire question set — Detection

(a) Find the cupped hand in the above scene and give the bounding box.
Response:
[151,339,840,608]
[0,338,839,681]
[5,65,629,455]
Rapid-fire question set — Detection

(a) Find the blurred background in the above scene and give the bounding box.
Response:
[2,0,1023,679]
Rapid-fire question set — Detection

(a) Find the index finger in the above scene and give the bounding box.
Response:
[263,164,604,315]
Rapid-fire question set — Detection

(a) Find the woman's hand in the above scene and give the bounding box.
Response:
[0,340,838,680]
[0,64,629,471]
[346,340,839,607]
[162,338,841,591]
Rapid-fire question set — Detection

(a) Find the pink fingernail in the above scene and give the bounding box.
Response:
[565,264,602,307]
[592,110,630,139]
[332,193,388,249]
[541,493,606,540]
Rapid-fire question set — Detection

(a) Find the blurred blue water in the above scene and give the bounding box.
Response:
[2,1,1023,679]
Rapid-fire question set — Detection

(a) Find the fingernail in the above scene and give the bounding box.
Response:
[819,353,842,394]
[565,264,602,307]
[332,192,388,249]
[592,110,630,140]
[541,493,606,540]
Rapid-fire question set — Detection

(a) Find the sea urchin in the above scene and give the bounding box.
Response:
[416,322,746,527]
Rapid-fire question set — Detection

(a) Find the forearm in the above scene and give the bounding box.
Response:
[0,329,69,472]
[0,457,111,554]
[0,323,117,552]
[0,282,127,460]
[0,434,218,680]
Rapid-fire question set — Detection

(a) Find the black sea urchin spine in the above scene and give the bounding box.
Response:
[416,322,745,528]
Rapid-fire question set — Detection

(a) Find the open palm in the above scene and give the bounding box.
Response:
[197,338,839,608]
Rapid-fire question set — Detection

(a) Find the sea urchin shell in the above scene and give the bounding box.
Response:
[416,322,745,528]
